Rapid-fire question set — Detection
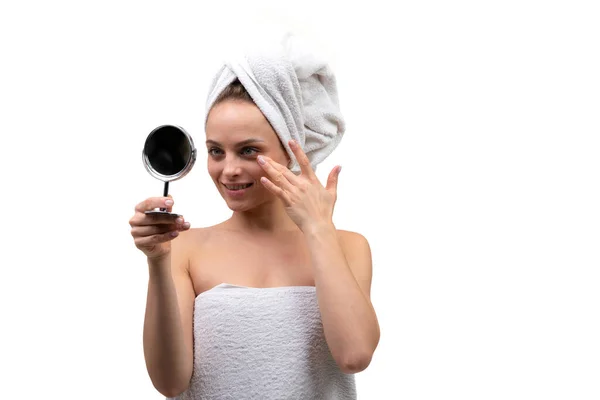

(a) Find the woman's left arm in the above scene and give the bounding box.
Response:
[303,223,380,374]
[257,140,380,374]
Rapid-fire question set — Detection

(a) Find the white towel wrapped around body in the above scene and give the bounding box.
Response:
[205,33,345,173]
[167,283,357,399]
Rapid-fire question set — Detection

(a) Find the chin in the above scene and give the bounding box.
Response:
[225,202,252,212]
[221,192,272,213]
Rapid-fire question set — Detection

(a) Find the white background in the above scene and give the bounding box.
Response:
[1,0,599,399]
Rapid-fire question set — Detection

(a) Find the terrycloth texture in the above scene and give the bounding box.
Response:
[205,34,345,173]
[168,283,356,400]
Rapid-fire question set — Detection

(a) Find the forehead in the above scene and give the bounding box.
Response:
[205,101,279,145]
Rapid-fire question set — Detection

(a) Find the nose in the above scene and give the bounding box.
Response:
[222,155,243,178]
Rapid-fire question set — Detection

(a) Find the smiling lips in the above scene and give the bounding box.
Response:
[222,182,253,198]
[223,183,253,190]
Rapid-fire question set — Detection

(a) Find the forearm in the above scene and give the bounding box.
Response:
[143,255,191,396]
[304,224,380,373]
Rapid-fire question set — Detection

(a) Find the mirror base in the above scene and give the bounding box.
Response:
[144,210,181,217]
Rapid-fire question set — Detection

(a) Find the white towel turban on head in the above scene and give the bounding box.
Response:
[205,33,345,173]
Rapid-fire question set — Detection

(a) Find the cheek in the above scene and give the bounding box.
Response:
[206,158,265,180]
[268,150,290,169]
[207,160,219,180]
[239,158,264,176]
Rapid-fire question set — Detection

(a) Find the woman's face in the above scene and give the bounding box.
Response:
[205,100,290,211]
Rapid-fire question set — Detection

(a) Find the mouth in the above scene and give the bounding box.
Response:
[222,183,253,191]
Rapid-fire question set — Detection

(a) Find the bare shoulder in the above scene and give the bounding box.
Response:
[170,226,215,267]
[336,229,370,249]
[335,229,372,265]
[177,225,214,244]
[335,229,373,299]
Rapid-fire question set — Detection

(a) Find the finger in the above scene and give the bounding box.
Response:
[134,230,181,248]
[130,212,184,227]
[258,156,295,191]
[326,165,342,194]
[132,225,173,238]
[166,194,173,213]
[288,140,317,181]
[135,197,174,213]
[260,177,292,206]
[131,221,190,237]
[267,159,302,185]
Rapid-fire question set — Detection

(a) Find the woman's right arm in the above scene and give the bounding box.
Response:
[129,196,195,397]
[143,240,195,398]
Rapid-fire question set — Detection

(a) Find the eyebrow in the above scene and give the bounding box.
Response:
[205,138,265,147]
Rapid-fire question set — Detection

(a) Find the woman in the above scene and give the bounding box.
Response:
[129,36,380,399]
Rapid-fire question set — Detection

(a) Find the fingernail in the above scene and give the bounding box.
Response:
[176,217,183,224]
[183,222,190,229]
[165,199,174,206]
[257,156,266,165]
[170,231,179,237]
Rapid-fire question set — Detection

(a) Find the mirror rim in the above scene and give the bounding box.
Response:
[142,124,197,182]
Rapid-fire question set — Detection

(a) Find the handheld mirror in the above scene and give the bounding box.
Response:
[142,125,197,216]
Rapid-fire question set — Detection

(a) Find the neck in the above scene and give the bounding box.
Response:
[227,198,300,235]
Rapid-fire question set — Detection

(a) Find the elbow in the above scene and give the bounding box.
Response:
[146,358,193,397]
[151,373,191,398]
[338,351,373,374]
[156,383,189,398]
[337,333,380,374]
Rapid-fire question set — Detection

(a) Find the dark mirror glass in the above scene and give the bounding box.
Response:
[144,125,193,176]
[142,125,196,215]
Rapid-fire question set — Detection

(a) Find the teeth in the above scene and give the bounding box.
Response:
[225,183,252,190]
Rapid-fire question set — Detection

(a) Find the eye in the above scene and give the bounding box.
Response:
[241,147,259,156]
[208,147,223,156]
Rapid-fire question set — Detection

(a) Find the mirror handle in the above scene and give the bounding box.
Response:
[160,181,169,212]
